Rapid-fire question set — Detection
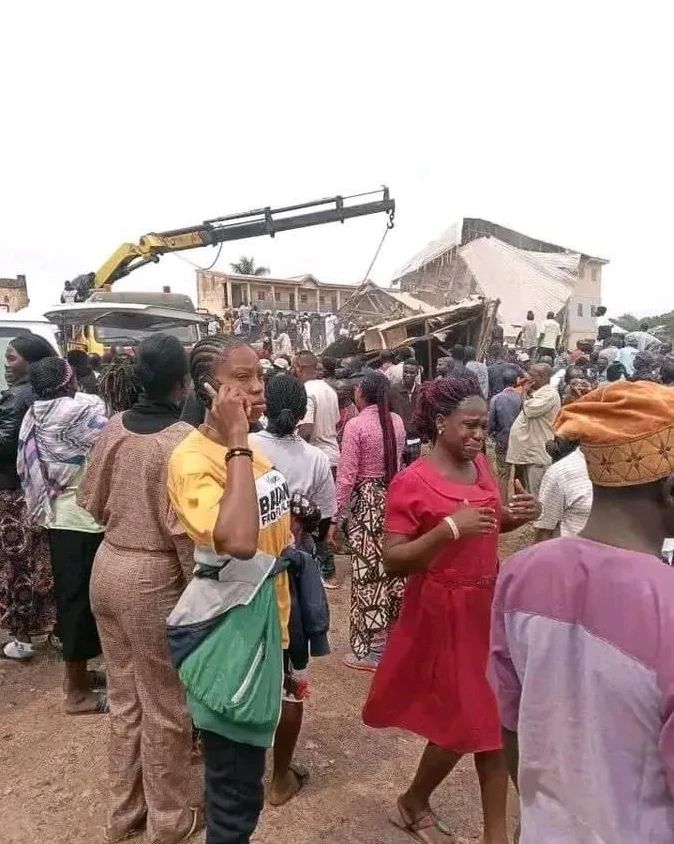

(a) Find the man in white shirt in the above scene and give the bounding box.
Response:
[594,305,613,344]
[292,351,340,469]
[538,311,561,359]
[238,303,251,335]
[507,363,561,496]
[386,347,415,388]
[324,313,338,347]
[626,321,661,353]
[534,446,592,540]
[519,311,539,358]
[273,331,292,358]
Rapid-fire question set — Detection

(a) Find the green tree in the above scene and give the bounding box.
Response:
[229,256,270,276]
[614,313,640,332]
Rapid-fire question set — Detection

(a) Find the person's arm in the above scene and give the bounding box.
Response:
[333,419,361,521]
[0,389,29,459]
[521,389,559,419]
[487,397,498,438]
[297,392,316,442]
[501,479,542,533]
[384,504,499,576]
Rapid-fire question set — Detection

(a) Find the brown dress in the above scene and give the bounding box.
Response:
[78,416,195,844]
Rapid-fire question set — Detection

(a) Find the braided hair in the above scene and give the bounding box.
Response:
[189,334,248,407]
[413,375,482,443]
[29,357,73,399]
[358,370,398,484]
[265,374,307,437]
[98,353,140,414]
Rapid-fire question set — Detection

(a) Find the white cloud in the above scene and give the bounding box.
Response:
[2,0,672,317]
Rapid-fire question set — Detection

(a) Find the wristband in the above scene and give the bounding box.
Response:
[225,447,254,463]
[443,515,460,541]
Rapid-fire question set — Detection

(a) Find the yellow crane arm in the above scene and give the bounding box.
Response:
[85,188,395,291]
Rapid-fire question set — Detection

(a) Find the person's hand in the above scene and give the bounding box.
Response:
[326,523,338,548]
[450,503,499,537]
[204,383,251,448]
[506,480,542,523]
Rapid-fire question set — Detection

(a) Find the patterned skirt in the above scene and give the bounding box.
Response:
[347,479,404,659]
[0,489,55,637]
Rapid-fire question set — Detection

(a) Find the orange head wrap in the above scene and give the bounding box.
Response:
[555,381,674,487]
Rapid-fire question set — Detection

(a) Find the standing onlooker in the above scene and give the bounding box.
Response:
[331,371,405,670]
[18,358,108,713]
[488,347,524,398]
[97,353,140,414]
[378,350,396,376]
[533,438,592,541]
[594,305,613,343]
[488,367,522,501]
[293,352,339,586]
[0,335,56,660]
[662,355,674,386]
[238,301,251,336]
[506,363,561,496]
[386,347,415,388]
[490,381,674,843]
[519,311,539,358]
[363,376,540,843]
[324,312,338,347]
[450,344,466,375]
[538,311,561,359]
[251,373,337,586]
[388,360,422,465]
[274,328,293,358]
[293,352,339,470]
[60,280,78,304]
[79,335,199,844]
[464,345,489,400]
[167,335,291,844]
[67,349,98,395]
[618,335,639,376]
[626,321,661,352]
[335,379,359,448]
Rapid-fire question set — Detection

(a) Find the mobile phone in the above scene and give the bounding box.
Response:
[198,375,221,409]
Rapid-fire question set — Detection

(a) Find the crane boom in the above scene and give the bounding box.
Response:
[80,188,394,291]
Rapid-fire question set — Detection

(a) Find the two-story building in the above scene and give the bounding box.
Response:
[196,270,359,316]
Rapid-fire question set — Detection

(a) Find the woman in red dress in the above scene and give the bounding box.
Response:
[363,376,540,844]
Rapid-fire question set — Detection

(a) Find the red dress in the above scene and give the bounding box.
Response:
[362,454,502,753]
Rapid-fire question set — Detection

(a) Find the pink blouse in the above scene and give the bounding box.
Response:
[335,405,406,518]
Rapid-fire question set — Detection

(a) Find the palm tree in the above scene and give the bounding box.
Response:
[229,256,270,276]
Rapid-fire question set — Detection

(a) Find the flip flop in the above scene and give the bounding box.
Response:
[387,799,455,843]
[267,762,309,807]
[65,690,109,715]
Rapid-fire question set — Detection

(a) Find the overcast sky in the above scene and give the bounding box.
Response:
[2,2,672,317]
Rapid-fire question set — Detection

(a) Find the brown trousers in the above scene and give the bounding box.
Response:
[90,541,192,843]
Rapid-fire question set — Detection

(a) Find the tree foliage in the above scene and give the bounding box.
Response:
[229,256,270,276]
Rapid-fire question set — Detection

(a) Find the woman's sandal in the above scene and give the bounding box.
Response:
[388,798,455,843]
[65,690,109,715]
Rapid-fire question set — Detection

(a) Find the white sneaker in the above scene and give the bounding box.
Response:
[2,640,35,660]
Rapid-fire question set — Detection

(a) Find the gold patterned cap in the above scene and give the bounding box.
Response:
[555,381,674,486]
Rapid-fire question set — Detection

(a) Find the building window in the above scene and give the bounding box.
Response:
[591,266,599,283]
[577,303,583,317]
[256,290,266,301]
[275,290,282,302]
[300,293,308,304]
[590,304,597,318]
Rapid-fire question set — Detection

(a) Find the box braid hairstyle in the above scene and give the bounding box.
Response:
[413,374,483,444]
[98,353,140,415]
[189,335,250,408]
[358,370,398,485]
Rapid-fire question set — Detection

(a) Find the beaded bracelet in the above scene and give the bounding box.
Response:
[225,447,254,463]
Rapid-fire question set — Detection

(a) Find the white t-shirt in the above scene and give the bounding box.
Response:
[533,449,593,537]
[250,430,336,519]
[300,379,340,467]
[238,304,251,324]
[540,318,561,349]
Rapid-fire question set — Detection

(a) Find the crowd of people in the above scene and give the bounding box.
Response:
[1,308,673,844]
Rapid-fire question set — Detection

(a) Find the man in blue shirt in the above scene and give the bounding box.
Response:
[488,367,523,500]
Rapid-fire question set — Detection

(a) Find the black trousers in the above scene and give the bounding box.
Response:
[202,730,266,844]
[48,529,103,661]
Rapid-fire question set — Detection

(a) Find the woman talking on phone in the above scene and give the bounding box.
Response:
[363,375,541,844]
[167,336,292,844]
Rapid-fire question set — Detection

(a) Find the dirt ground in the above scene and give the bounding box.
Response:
[0,529,530,844]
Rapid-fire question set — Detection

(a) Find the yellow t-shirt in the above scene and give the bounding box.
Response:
[167,429,291,646]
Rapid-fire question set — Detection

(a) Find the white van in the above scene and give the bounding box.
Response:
[0,311,60,391]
